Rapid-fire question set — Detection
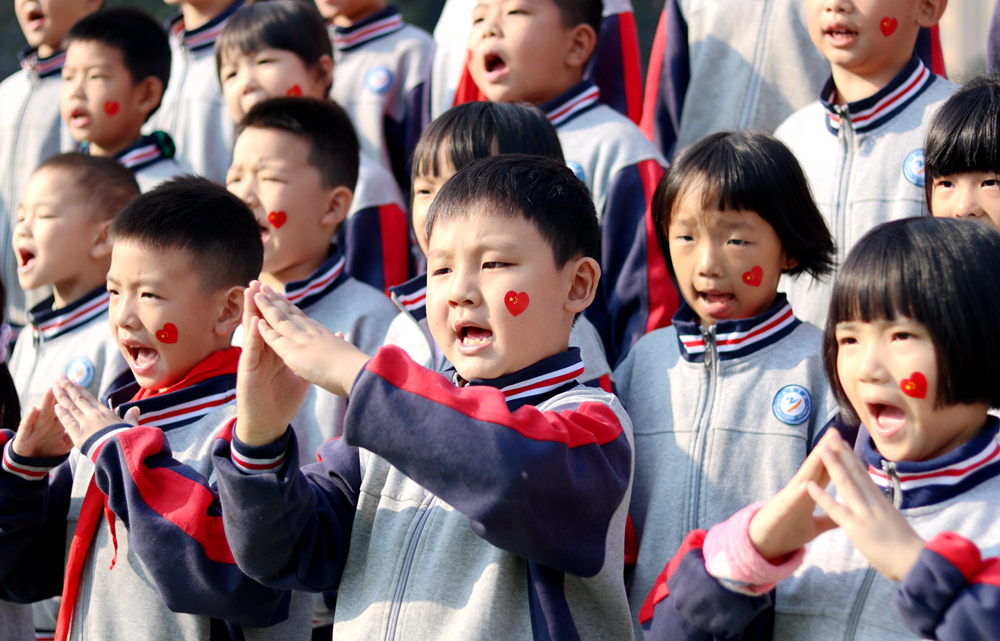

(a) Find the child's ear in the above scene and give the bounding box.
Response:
[915,0,948,27]
[311,55,334,96]
[564,24,598,71]
[134,77,164,119]
[90,219,113,260]
[781,252,799,273]
[564,256,601,314]
[319,186,353,230]
[214,286,245,337]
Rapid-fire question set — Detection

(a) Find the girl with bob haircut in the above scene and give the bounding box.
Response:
[639,217,1000,641]
[618,130,838,635]
[924,76,1000,233]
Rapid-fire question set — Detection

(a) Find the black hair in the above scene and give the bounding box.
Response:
[215,0,333,95]
[824,218,1000,424]
[238,97,359,191]
[412,102,564,184]
[109,176,263,292]
[426,154,600,267]
[34,153,140,219]
[553,0,603,41]
[64,7,171,119]
[652,130,835,279]
[0,277,20,434]
[924,75,1000,208]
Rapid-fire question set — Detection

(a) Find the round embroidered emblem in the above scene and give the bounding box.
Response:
[567,160,586,183]
[772,385,812,425]
[902,149,925,187]
[365,67,394,94]
[65,356,95,388]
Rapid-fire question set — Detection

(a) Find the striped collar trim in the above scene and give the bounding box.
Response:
[111,376,237,431]
[284,250,349,310]
[823,56,935,135]
[673,294,800,363]
[541,80,602,128]
[27,287,109,343]
[863,418,1000,508]
[80,132,176,173]
[168,1,243,51]
[455,347,585,410]
[389,272,427,321]
[334,6,405,51]
[19,48,65,78]
[2,438,68,482]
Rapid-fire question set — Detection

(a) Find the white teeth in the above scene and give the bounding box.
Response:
[463,336,488,346]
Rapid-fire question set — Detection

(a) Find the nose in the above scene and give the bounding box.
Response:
[694,239,723,279]
[854,335,889,384]
[953,184,985,219]
[111,293,140,331]
[447,265,481,309]
[12,212,31,241]
[822,0,852,13]
[472,5,502,41]
[239,65,257,96]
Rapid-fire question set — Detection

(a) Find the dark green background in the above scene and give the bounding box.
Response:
[1,1,665,81]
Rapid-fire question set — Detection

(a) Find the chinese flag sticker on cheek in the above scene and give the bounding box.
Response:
[505,291,529,316]
[900,372,927,398]
[156,323,178,344]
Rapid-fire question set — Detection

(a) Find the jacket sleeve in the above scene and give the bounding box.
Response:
[639,0,688,159]
[343,345,632,578]
[0,431,71,602]
[340,202,413,294]
[896,532,1000,640]
[83,421,294,627]
[590,1,643,125]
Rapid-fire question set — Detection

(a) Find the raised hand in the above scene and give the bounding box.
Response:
[52,375,139,450]
[807,434,925,582]
[11,388,73,459]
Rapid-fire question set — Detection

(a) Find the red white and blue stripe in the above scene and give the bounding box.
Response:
[284,250,349,311]
[106,375,237,432]
[460,347,585,410]
[823,55,936,135]
[673,294,800,363]
[389,273,427,322]
[334,6,405,52]
[167,0,243,52]
[19,48,65,79]
[27,286,109,344]
[541,80,603,128]
[2,440,63,482]
[80,131,176,174]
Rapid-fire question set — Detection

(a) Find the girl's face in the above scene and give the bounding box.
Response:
[219,47,332,122]
[411,150,456,256]
[835,317,987,462]
[667,181,794,327]
[930,171,1000,234]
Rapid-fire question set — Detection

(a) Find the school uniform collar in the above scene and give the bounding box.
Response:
[389,272,427,322]
[27,286,109,343]
[673,293,800,364]
[79,131,176,173]
[283,248,349,311]
[19,47,65,79]
[449,347,585,411]
[821,55,935,135]
[863,417,1000,509]
[540,80,602,128]
[103,348,240,431]
[333,6,405,52]
[167,0,243,52]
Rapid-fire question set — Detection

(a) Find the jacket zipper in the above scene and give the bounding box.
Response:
[843,462,903,640]
[834,106,854,269]
[383,495,435,641]
[689,326,718,531]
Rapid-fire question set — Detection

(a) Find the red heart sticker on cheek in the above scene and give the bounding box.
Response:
[900,372,927,399]
[504,291,529,316]
[742,266,763,287]
[286,85,302,97]
[155,323,178,344]
[267,211,287,228]
[103,101,120,116]
[880,17,898,37]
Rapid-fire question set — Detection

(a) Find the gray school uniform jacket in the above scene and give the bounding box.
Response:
[330,6,433,192]
[775,56,957,328]
[615,295,838,639]
[0,49,74,325]
[80,131,189,192]
[10,287,130,412]
[144,3,242,184]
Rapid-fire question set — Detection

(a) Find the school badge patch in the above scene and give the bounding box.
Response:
[65,356,95,388]
[366,67,394,94]
[567,160,586,183]
[772,385,812,425]
[903,149,925,187]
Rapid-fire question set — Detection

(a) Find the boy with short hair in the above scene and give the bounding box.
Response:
[319,0,434,194]
[61,8,188,192]
[774,0,956,328]
[213,154,635,640]
[467,0,675,365]
[0,176,311,641]
[226,97,398,464]
[146,0,243,184]
[1,0,101,326]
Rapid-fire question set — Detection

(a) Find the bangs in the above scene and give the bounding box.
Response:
[215,1,330,71]
[827,246,919,327]
[925,78,1000,179]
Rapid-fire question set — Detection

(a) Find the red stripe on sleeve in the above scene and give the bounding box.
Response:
[973,558,1000,587]
[365,346,623,447]
[379,203,411,293]
[639,159,676,333]
[926,531,982,582]
[598,374,612,393]
[638,529,707,623]
[640,8,668,142]
[617,11,643,125]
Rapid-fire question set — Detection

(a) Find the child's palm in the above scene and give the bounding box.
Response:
[12,389,73,459]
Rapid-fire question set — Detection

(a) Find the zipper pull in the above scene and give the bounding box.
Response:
[881,460,904,509]
[703,326,716,370]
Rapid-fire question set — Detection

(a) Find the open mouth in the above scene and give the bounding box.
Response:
[824,25,858,42]
[16,248,36,272]
[867,402,906,437]
[26,9,44,30]
[698,290,735,316]
[122,338,159,375]
[69,107,90,129]
[460,325,493,346]
[483,52,507,76]
[258,222,271,245]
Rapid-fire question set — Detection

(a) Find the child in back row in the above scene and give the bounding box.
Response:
[216,0,412,293]
[617,130,839,639]
[641,217,1000,641]
[61,8,188,192]
[389,100,612,389]
[467,0,674,365]
[0,176,311,641]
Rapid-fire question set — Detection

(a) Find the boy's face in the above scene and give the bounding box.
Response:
[15,0,99,57]
[667,182,792,327]
[61,40,155,156]
[468,0,585,105]
[930,172,1000,234]
[425,211,581,381]
[411,152,457,256]
[219,49,331,123]
[14,167,104,295]
[835,317,986,462]
[227,126,348,284]
[107,242,238,391]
